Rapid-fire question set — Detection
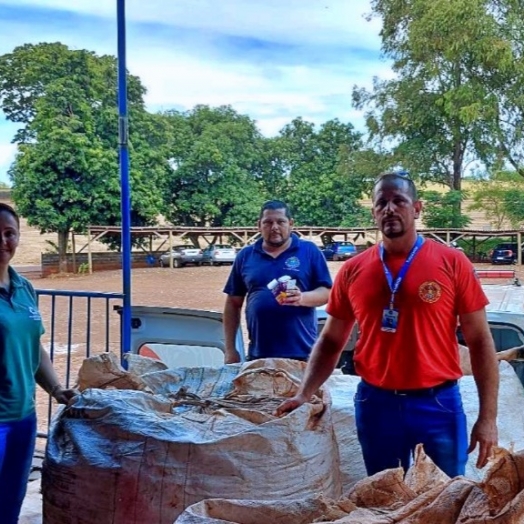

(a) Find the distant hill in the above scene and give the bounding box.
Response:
[360,180,514,231]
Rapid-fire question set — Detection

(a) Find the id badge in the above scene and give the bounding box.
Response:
[381,308,399,333]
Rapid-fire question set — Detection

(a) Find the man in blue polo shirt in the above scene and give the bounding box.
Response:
[223,200,332,363]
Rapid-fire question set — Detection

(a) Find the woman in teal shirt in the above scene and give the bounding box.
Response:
[0,203,77,523]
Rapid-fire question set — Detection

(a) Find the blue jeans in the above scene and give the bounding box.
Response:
[354,380,468,478]
[0,413,37,524]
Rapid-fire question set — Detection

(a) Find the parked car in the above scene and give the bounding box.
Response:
[159,246,204,268]
[202,244,237,265]
[116,305,246,368]
[321,241,358,261]
[490,243,523,265]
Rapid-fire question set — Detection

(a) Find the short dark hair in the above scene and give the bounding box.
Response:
[259,200,292,220]
[0,202,20,227]
[373,172,418,201]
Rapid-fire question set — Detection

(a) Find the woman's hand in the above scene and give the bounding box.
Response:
[51,385,79,405]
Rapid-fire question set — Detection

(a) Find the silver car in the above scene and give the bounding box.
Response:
[159,246,204,268]
[202,244,237,265]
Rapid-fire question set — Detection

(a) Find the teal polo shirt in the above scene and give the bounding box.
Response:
[0,267,44,422]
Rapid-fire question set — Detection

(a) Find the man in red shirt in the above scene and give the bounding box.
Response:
[277,172,499,477]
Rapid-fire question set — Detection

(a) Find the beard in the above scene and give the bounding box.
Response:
[381,219,405,239]
[382,229,406,239]
[266,237,288,247]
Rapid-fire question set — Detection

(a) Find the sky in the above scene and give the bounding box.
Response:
[0,0,393,184]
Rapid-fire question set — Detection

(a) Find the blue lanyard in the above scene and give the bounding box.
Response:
[379,235,424,309]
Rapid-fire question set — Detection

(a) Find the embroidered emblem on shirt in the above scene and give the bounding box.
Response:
[27,306,42,321]
[284,256,300,270]
[418,281,442,303]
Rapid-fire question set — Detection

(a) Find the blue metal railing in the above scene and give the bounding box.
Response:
[35,289,124,438]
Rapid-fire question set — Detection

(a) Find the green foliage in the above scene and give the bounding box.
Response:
[11,33,522,273]
[468,171,524,228]
[274,118,369,226]
[354,0,523,196]
[477,3,524,175]
[0,42,146,143]
[422,190,471,228]
[161,109,369,228]
[1,43,166,268]
[162,105,267,227]
[77,262,89,274]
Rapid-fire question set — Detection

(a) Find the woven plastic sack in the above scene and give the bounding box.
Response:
[176,446,524,524]
[43,360,341,523]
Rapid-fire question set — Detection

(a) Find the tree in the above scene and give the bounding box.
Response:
[353,0,517,200]
[2,43,167,270]
[477,2,524,175]
[0,42,146,143]
[162,105,267,227]
[276,118,368,226]
[422,190,471,228]
[469,171,524,228]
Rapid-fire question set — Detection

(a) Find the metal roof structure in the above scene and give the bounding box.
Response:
[73,225,524,272]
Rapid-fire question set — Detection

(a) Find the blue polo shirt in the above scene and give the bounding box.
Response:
[224,235,332,360]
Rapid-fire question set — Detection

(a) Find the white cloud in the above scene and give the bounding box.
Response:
[3,0,382,47]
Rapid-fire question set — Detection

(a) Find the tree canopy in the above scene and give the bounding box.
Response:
[0,43,371,270]
[2,43,169,268]
[352,0,524,228]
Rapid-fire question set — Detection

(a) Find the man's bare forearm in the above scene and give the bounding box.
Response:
[223,299,242,352]
[461,309,499,422]
[298,335,344,399]
[469,341,499,422]
[300,286,330,308]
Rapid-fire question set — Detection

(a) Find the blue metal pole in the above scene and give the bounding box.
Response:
[117,0,132,361]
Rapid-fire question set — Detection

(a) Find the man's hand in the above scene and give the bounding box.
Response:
[468,417,498,468]
[281,288,303,306]
[274,392,309,417]
[224,349,241,364]
[52,387,79,405]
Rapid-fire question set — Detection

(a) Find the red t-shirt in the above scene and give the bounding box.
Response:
[327,239,488,389]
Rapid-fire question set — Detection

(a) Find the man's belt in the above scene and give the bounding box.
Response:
[362,379,458,397]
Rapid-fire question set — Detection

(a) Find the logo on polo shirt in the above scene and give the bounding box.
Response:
[27,306,42,321]
[284,256,300,270]
[418,281,442,303]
